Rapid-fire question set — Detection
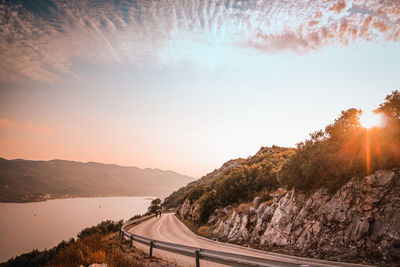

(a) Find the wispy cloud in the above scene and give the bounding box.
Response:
[0,0,399,82]
[0,118,55,136]
[330,0,347,13]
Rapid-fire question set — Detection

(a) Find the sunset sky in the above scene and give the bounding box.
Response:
[1,0,399,177]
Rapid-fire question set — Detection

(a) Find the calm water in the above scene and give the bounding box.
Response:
[0,197,153,262]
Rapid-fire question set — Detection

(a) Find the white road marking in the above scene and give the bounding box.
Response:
[157,215,174,243]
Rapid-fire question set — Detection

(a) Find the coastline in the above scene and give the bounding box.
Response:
[0,220,177,267]
[0,196,154,262]
[0,195,157,204]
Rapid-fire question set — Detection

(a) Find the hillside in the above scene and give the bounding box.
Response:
[178,169,400,264]
[166,90,400,264]
[163,146,296,220]
[0,158,195,203]
[164,91,400,219]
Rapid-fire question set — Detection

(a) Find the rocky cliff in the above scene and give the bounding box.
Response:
[177,169,400,264]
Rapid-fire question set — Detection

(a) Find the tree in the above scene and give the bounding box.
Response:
[375,90,400,126]
[278,91,400,193]
[151,198,161,205]
[324,108,362,140]
[148,198,161,213]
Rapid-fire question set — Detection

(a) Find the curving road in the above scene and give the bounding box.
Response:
[128,213,370,267]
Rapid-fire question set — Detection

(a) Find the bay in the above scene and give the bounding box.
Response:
[0,197,153,262]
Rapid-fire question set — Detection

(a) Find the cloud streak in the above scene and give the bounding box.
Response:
[0,0,399,82]
[0,118,55,136]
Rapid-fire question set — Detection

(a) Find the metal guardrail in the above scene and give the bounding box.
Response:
[122,214,155,228]
[120,215,297,267]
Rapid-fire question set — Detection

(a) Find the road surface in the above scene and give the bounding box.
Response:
[128,213,370,267]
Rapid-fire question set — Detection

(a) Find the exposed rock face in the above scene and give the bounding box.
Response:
[177,198,201,221]
[178,169,400,263]
[179,199,191,218]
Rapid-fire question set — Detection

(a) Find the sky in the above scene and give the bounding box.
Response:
[0,0,399,177]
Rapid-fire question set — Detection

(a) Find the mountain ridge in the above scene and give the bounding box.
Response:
[2,157,188,176]
[0,157,195,203]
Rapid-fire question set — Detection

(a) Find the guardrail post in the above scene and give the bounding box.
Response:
[129,235,133,248]
[149,241,154,257]
[195,249,200,267]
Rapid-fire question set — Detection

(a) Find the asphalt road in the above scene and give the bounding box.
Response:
[128,213,371,267]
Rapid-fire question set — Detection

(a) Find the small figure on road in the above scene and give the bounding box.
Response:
[156,209,162,218]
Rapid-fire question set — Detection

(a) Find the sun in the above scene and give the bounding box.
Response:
[360,110,384,129]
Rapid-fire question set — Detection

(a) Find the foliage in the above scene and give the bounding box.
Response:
[186,185,206,203]
[164,90,400,224]
[259,192,273,203]
[196,146,295,223]
[237,203,250,213]
[1,220,122,267]
[45,234,107,267]
[375,90,400,125]
[199,192,219,223]
[148,198,161,213]
[198,225,213,236]
[151,198,161,205]
[162,171,220,209]
[77,220,123,239]
[162,187,191,209]
[278,90,400,192]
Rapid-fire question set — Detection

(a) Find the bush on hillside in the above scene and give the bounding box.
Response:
[278,90,400,192]
[77,220,123,239]
[197,147,294,223]
[186,185,206,203]
[166,90,400,224]
[2,220,123,267]
[148,198,161,213]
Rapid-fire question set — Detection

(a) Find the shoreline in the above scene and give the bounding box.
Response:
[0,195,157,204]
[0,197,153,262]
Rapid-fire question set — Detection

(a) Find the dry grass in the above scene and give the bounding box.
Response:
[237,203,250,214]
[176,215,202,235]
[264,199,274,206]
[223,208,234,220]
[176,214,219,240]
[42,232,177,267]
[45,234,109,267]
[198,226,213,237]
[273,188,287,197]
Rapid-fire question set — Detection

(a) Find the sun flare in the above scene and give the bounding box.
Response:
[360,111,384,129]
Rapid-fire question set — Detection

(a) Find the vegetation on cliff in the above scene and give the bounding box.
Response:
[278,90,400,192]
[164,146,295,222]
[164,90,400,223]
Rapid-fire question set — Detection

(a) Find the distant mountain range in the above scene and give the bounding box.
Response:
[0,157,195,203]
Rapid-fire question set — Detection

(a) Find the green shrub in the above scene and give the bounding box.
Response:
[148,198,161,213]
[169,90,400,223]
[77,220,123,239]
[259,192,273,203]
[186,185,205,203]
[196,147,294,223]
[199,192,219,223]
[278,90,400,192]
